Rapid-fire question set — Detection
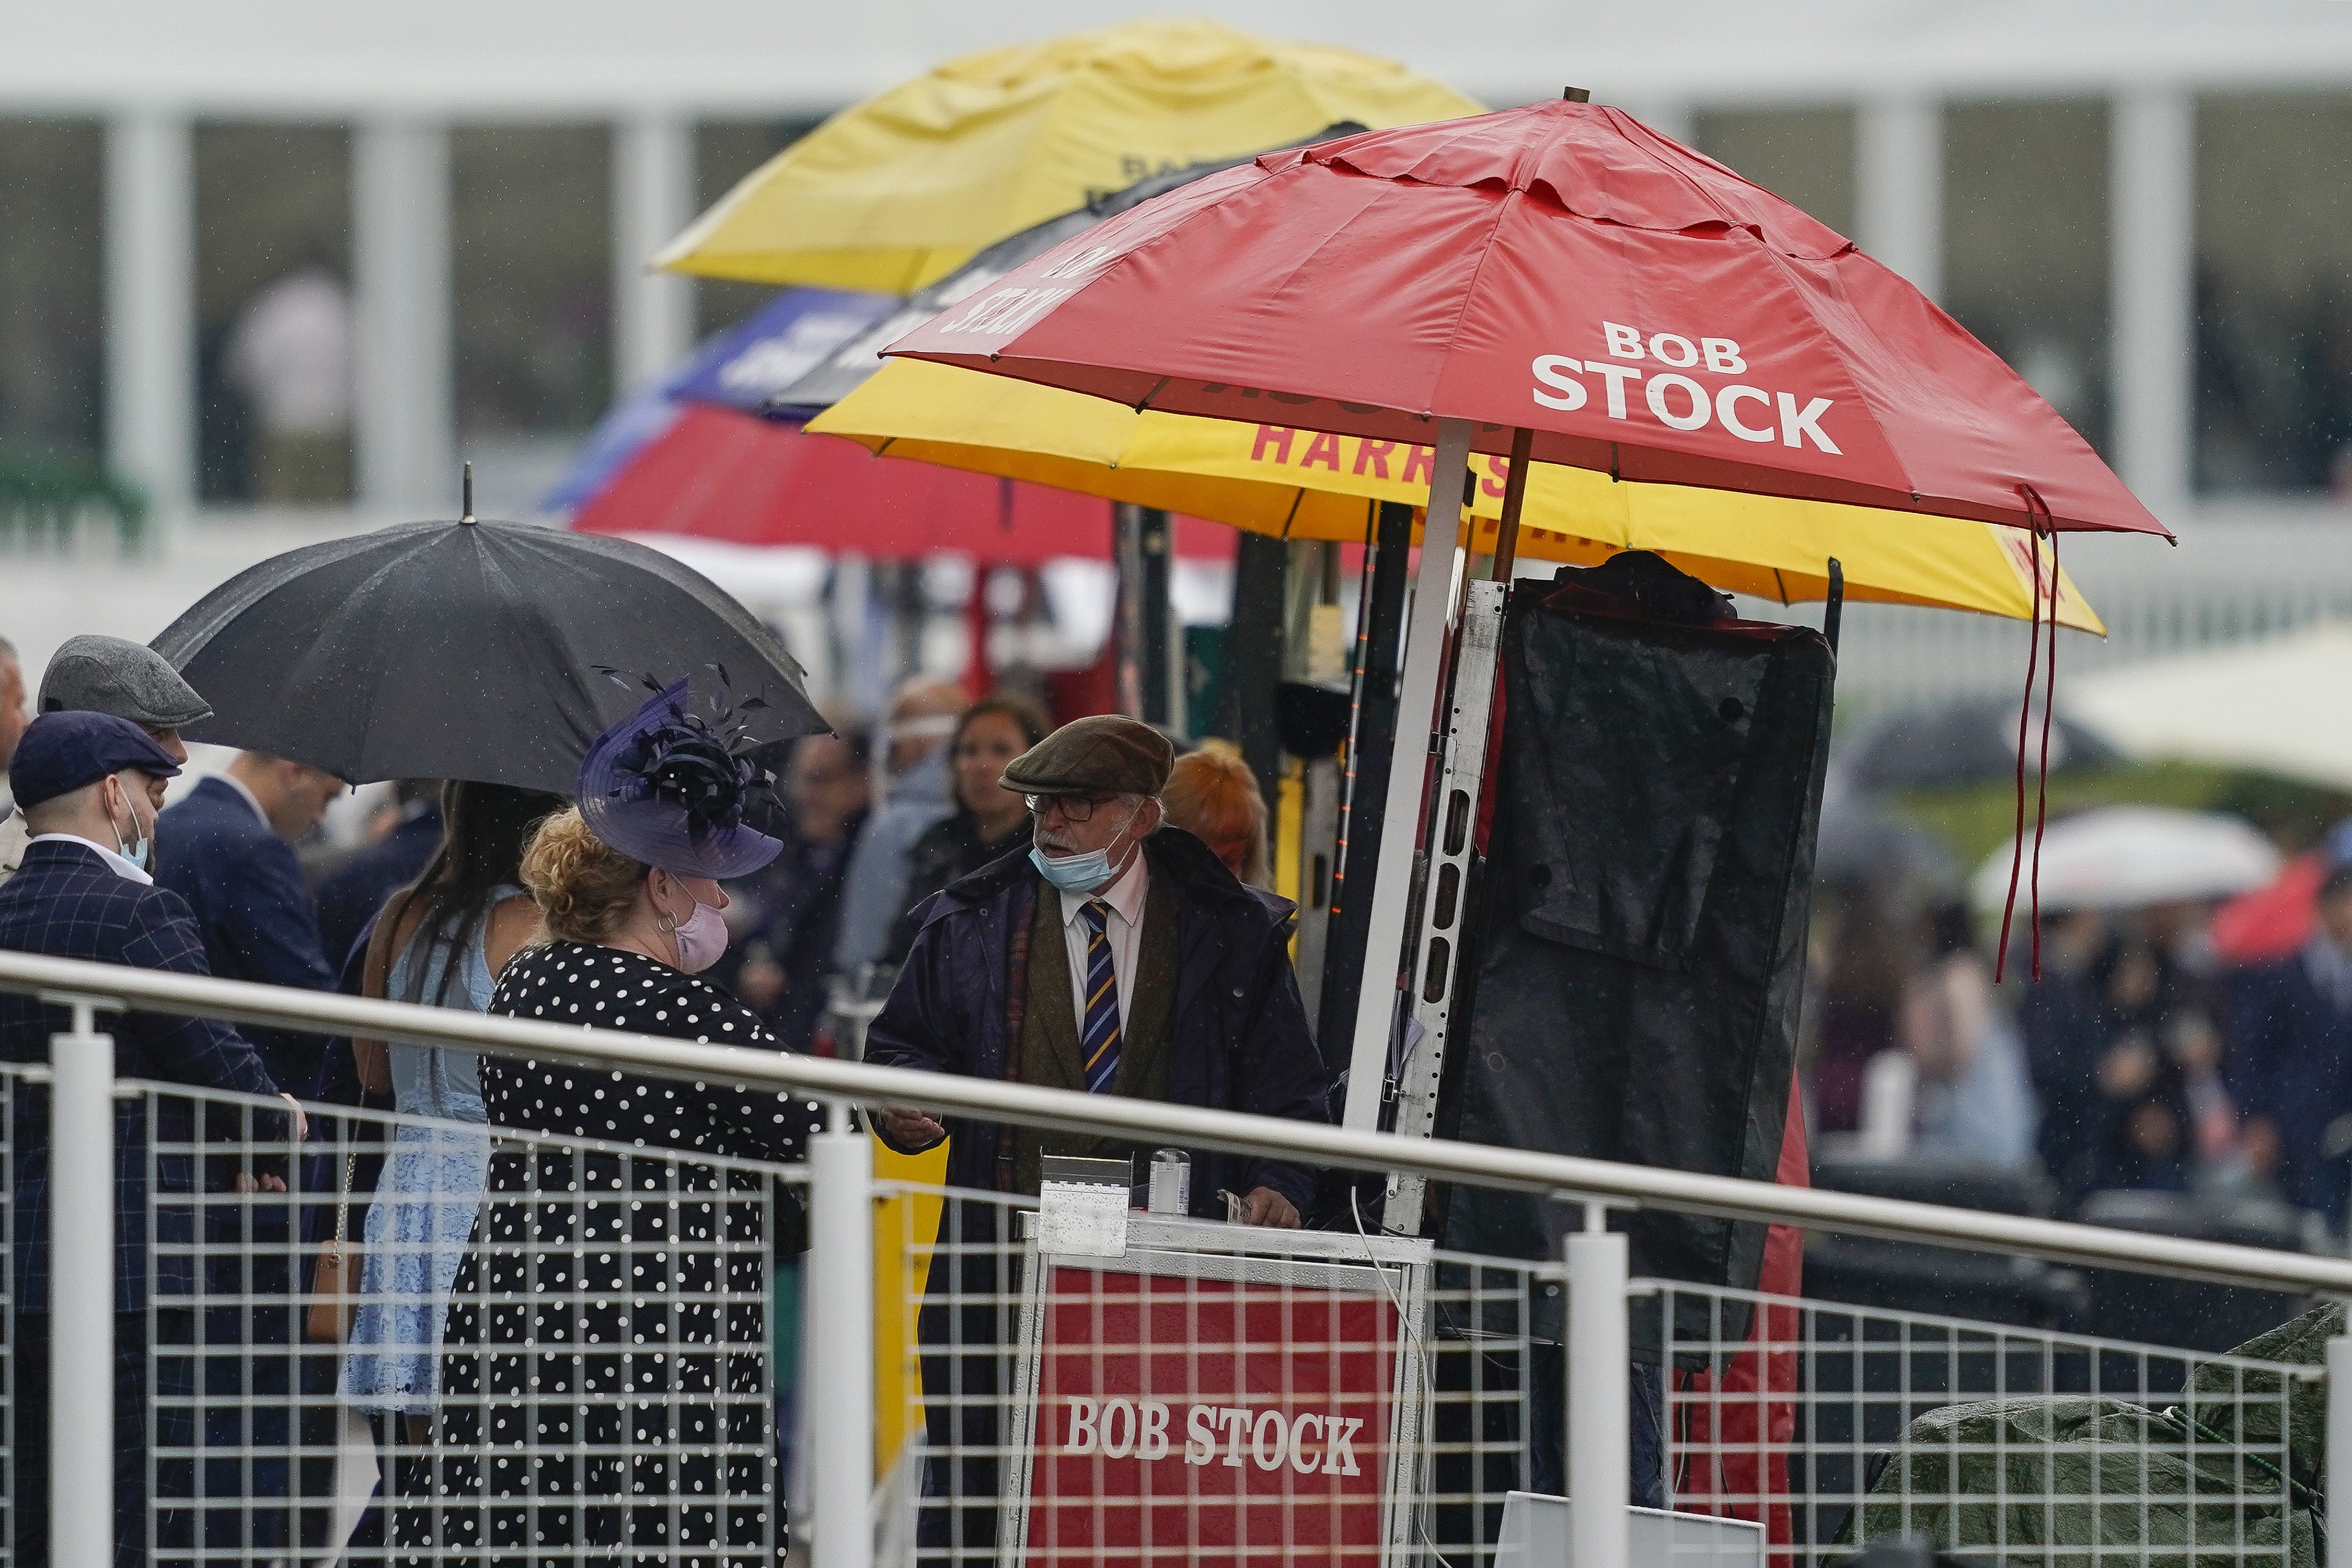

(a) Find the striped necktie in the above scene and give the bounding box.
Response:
[1079,898,1122,1094]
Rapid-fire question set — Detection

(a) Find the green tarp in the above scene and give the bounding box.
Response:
[1847,1305,2336,1566]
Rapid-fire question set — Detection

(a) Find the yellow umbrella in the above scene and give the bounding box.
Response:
[805,359,2105,632]
[654,19,1483,293]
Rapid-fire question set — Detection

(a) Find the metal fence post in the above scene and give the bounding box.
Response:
[51,1001,114,1568]
[2330,1327,2352,1568]
[1566,1206,1629,1568]
[809,1101,874,1568]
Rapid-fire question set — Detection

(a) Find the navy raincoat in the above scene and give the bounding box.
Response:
[865,825,1328,1213]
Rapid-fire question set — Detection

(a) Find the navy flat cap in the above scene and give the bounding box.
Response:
[11,710,182,810]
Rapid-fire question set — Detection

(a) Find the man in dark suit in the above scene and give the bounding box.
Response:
[156,751,344,1093]
[2230,862,2352,1221]
[152,749,343,1555]
[0,712,298,1566]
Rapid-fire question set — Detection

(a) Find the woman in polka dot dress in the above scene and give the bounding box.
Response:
[421,678,826,1567]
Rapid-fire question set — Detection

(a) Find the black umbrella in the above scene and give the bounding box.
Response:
[1838,699,2123,792]
[152,516,826,795]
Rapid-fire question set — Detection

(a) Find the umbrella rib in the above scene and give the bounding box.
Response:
[1747,240,1944,521]
[1428,182,1523,405]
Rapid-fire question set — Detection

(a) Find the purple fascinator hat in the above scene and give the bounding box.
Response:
[577,672,783,880]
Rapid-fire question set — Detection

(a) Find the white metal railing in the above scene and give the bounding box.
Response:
[3,948,2352,1568]
[1730,514,2352,716]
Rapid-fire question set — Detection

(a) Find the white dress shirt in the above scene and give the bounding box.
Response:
[29,832,154,885]
[1056,850,1148,1032]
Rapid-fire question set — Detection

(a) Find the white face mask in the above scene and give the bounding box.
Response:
[108,774,155,871]
[652,877,729,973]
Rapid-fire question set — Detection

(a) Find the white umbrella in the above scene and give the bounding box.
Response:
[2063,620,2352,789]
[1968,805,2281,913]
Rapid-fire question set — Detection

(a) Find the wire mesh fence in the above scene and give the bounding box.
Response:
[0,1047,2329,1568]
[1652,1282,2316,1566]
[881,1178,2321,1568]
[108,1077,804,1566]
[877,1178,1567,1568]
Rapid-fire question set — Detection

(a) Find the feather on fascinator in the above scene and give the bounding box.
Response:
[577,671,783,879]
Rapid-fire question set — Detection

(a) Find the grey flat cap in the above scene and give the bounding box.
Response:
[38,635,212,728]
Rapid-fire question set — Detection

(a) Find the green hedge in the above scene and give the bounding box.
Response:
[0,448,149,549]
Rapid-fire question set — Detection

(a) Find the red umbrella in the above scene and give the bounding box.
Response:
[887,98,2166,540]
[2210,851,2325,967]
[884,94,2173,1136]
[572,403,1232,567]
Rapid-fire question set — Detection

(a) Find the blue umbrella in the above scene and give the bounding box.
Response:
[541,286,897,512]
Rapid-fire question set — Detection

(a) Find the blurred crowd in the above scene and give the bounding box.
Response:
[1807,832,2352,1230]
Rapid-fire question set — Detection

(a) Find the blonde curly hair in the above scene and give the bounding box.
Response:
[518,806,647,942]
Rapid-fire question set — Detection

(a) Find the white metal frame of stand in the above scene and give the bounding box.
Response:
[1381,575,1511,1236]
[1341,417,1474,1133]
[1320,414,1521,1243]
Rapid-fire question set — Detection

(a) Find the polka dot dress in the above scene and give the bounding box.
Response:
[420,943,828,1566]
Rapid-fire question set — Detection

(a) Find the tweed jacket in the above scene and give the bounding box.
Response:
[0,837,284,1309]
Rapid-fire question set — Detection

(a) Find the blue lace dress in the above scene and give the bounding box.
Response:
[338,892,515,1413]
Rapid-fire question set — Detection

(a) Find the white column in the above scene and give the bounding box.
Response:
[614,113,697,395]
[2111,88,2195,521]
[104,110,194,533]
[1857,96,1943,302]
[354,119,454,517]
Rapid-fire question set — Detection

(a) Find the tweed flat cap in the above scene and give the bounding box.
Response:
[1000,714,1173,798]
[39,636,212,728]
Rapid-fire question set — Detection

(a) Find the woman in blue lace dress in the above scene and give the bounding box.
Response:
[339,782,560,1432]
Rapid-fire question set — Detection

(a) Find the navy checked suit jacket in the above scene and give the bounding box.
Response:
[0,838,284,1310]
[157,776,337,1095]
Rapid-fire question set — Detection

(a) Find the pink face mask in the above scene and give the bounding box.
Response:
[655,881,730,973]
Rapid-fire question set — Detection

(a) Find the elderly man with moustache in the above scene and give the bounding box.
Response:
[866,713,1327,1563]
[869,711,1325,1216]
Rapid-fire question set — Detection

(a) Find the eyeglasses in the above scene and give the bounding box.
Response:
[1024,792,1117,823]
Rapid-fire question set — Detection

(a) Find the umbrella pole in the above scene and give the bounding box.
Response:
[1491,426,1533,581]
[1317,502,1414,1066]
[1113,503,1179,727]
[1340,418,1472,1131]
[1220,532,1290,810]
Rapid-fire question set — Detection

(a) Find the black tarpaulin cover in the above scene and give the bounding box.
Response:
[1436,554,1833,1343]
